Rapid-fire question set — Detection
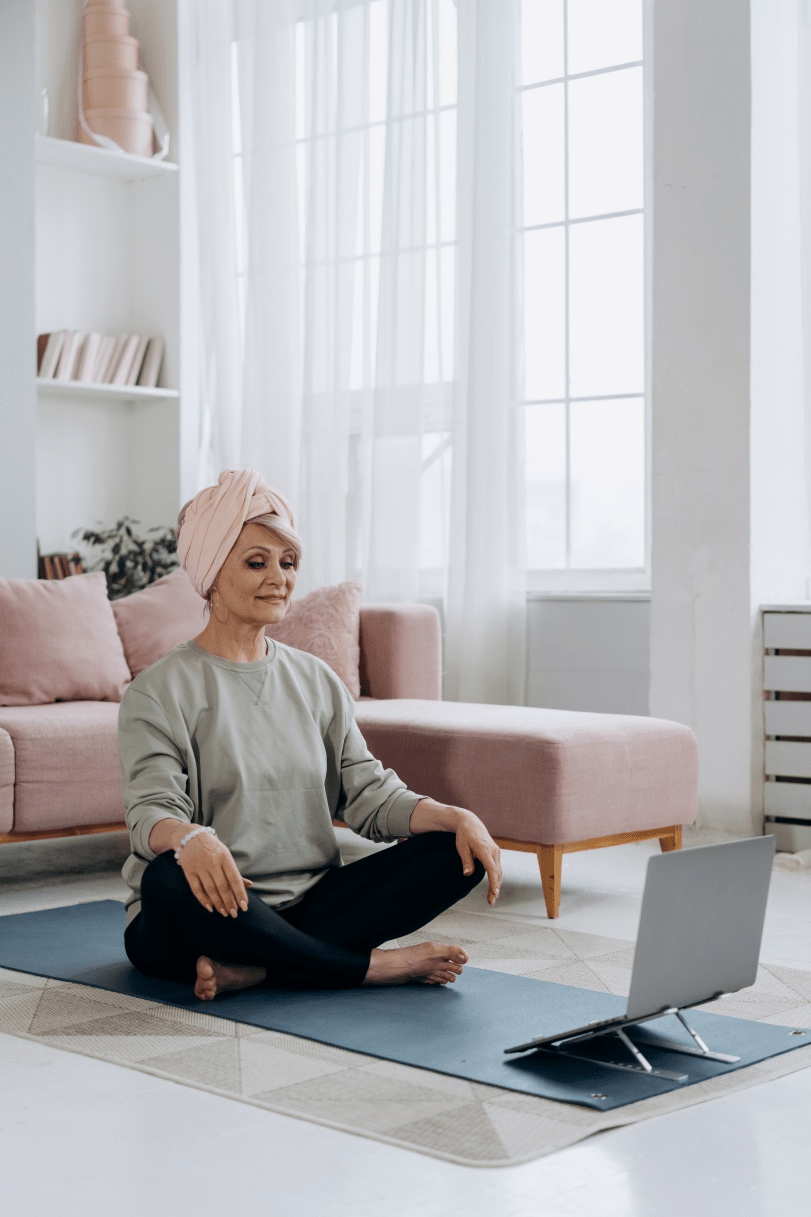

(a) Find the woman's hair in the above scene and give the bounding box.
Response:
[247,513,303,568]
[176,503,302,610]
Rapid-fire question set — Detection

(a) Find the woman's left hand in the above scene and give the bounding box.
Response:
[453,811,502,906]
[410,798,502,906]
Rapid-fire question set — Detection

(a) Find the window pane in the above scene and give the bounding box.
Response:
[568,67,642,219]
[427,109,456,244]
[438,0,458,107]
[567,0,642,75]
[523,227,566,400]
[296,22,305,141]
[368,124,385,254]
[420,431,452,568]
[570,398,644,568]
[525,403,566,568]
[440,109,456,241]
[349,254,380,390]
[521,0,564,85]
[568,214,643,398]
[424,246,454,383]
[369,0,389,124]
[522,84,565,227]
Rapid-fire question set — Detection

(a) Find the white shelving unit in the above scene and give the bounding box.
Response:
[35,134,178,182]
[36,378,179,405]
[34,0,182,554]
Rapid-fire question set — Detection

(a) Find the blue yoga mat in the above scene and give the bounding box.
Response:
[0,900,807,1111]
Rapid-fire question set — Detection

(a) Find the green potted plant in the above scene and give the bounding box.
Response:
[72,517,179,600]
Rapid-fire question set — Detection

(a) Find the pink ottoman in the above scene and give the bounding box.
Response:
[354,700,698,918]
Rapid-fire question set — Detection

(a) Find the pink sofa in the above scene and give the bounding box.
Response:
[0,581,698,918]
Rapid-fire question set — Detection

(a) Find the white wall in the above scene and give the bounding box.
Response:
[526,596,649,716]
[649,0,754,832]
[750,0,811,824]
[0,0,37,578]
[650,0,811,834]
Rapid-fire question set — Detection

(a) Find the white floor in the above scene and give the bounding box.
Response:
[1,828,810,1217]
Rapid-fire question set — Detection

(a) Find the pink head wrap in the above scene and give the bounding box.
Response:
[177,469,297,597]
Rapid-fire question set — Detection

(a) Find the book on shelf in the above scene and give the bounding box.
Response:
[92,334,118,383]
[38,330,67,378]
[75,332,102,383]
[137,337,164,388]
[110,334,142,386]
[54,331,87,381]
[103,335,130,384]
[126,334,150,386]
[38,551,84,580]
[35,331,169,391]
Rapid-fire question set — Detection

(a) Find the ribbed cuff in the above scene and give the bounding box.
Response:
[383,790,423,839]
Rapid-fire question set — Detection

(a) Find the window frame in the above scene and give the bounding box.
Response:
[517,0,650,593]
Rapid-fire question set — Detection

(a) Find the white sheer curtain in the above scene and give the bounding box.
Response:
[185,0,525,704]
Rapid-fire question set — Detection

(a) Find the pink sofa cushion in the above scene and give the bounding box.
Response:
[0,573,131,707]
[0,702,123,833]
[354,700,698,843]
[358,604,441,700]
[267,581,362,699]
[0,729,13,834]
[112,568,208,678]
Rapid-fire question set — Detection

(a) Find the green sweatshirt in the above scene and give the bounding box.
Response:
[118,639,422,926]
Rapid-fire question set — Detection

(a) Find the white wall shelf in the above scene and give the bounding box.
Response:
[35,134,177,182]
[32,0,182,555]
[37,378,179,404]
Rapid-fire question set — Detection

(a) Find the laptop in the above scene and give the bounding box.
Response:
[505,836,775,1067]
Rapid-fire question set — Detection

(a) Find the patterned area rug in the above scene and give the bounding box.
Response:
[1,906,810,1167]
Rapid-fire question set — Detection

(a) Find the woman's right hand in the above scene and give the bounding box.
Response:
[177,832,253,917]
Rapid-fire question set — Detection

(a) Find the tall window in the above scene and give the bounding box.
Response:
[294,0,458,582]
[255,0,645,589]
[519,0,645,585]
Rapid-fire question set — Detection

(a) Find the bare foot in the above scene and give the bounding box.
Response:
[363,942,469,986]
[194,955,267,1001]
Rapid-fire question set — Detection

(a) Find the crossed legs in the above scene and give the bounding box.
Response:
[124,832,484,996]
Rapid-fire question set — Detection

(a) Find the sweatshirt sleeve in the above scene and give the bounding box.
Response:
[118,686,195,861]
[336,712,423,842]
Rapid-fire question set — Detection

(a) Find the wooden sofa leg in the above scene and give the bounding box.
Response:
[536,844,563,919]
[659,825,682,853]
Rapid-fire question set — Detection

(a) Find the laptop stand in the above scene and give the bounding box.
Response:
[538,1007,741,1083]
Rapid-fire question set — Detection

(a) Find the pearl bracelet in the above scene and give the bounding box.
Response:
[174,825,216,861]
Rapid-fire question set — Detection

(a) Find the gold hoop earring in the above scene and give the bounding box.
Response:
[211,585,228,624]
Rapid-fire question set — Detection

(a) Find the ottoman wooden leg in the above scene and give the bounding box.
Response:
[537,844,563,919]
[659,825,682,852]
[495,825,686,919]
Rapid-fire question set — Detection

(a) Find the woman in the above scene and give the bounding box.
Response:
[120,469,501,1001]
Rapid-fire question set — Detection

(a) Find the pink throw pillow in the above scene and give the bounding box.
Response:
[267,581,362,699]
[112,568,208,678]
[0,572,131,706]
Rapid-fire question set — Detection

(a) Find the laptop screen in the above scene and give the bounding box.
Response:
[625,836,775,1021]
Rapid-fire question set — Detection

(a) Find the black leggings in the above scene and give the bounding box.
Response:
[124,832,484,989]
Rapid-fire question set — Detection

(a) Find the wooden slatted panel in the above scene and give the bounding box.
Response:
[763,655,811,693]
[765,740,811,778]
[764,782,811,820]
[763,612,811,650]
[764,701,811,737]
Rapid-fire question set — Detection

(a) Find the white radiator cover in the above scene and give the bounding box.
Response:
[762,607,811,851]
